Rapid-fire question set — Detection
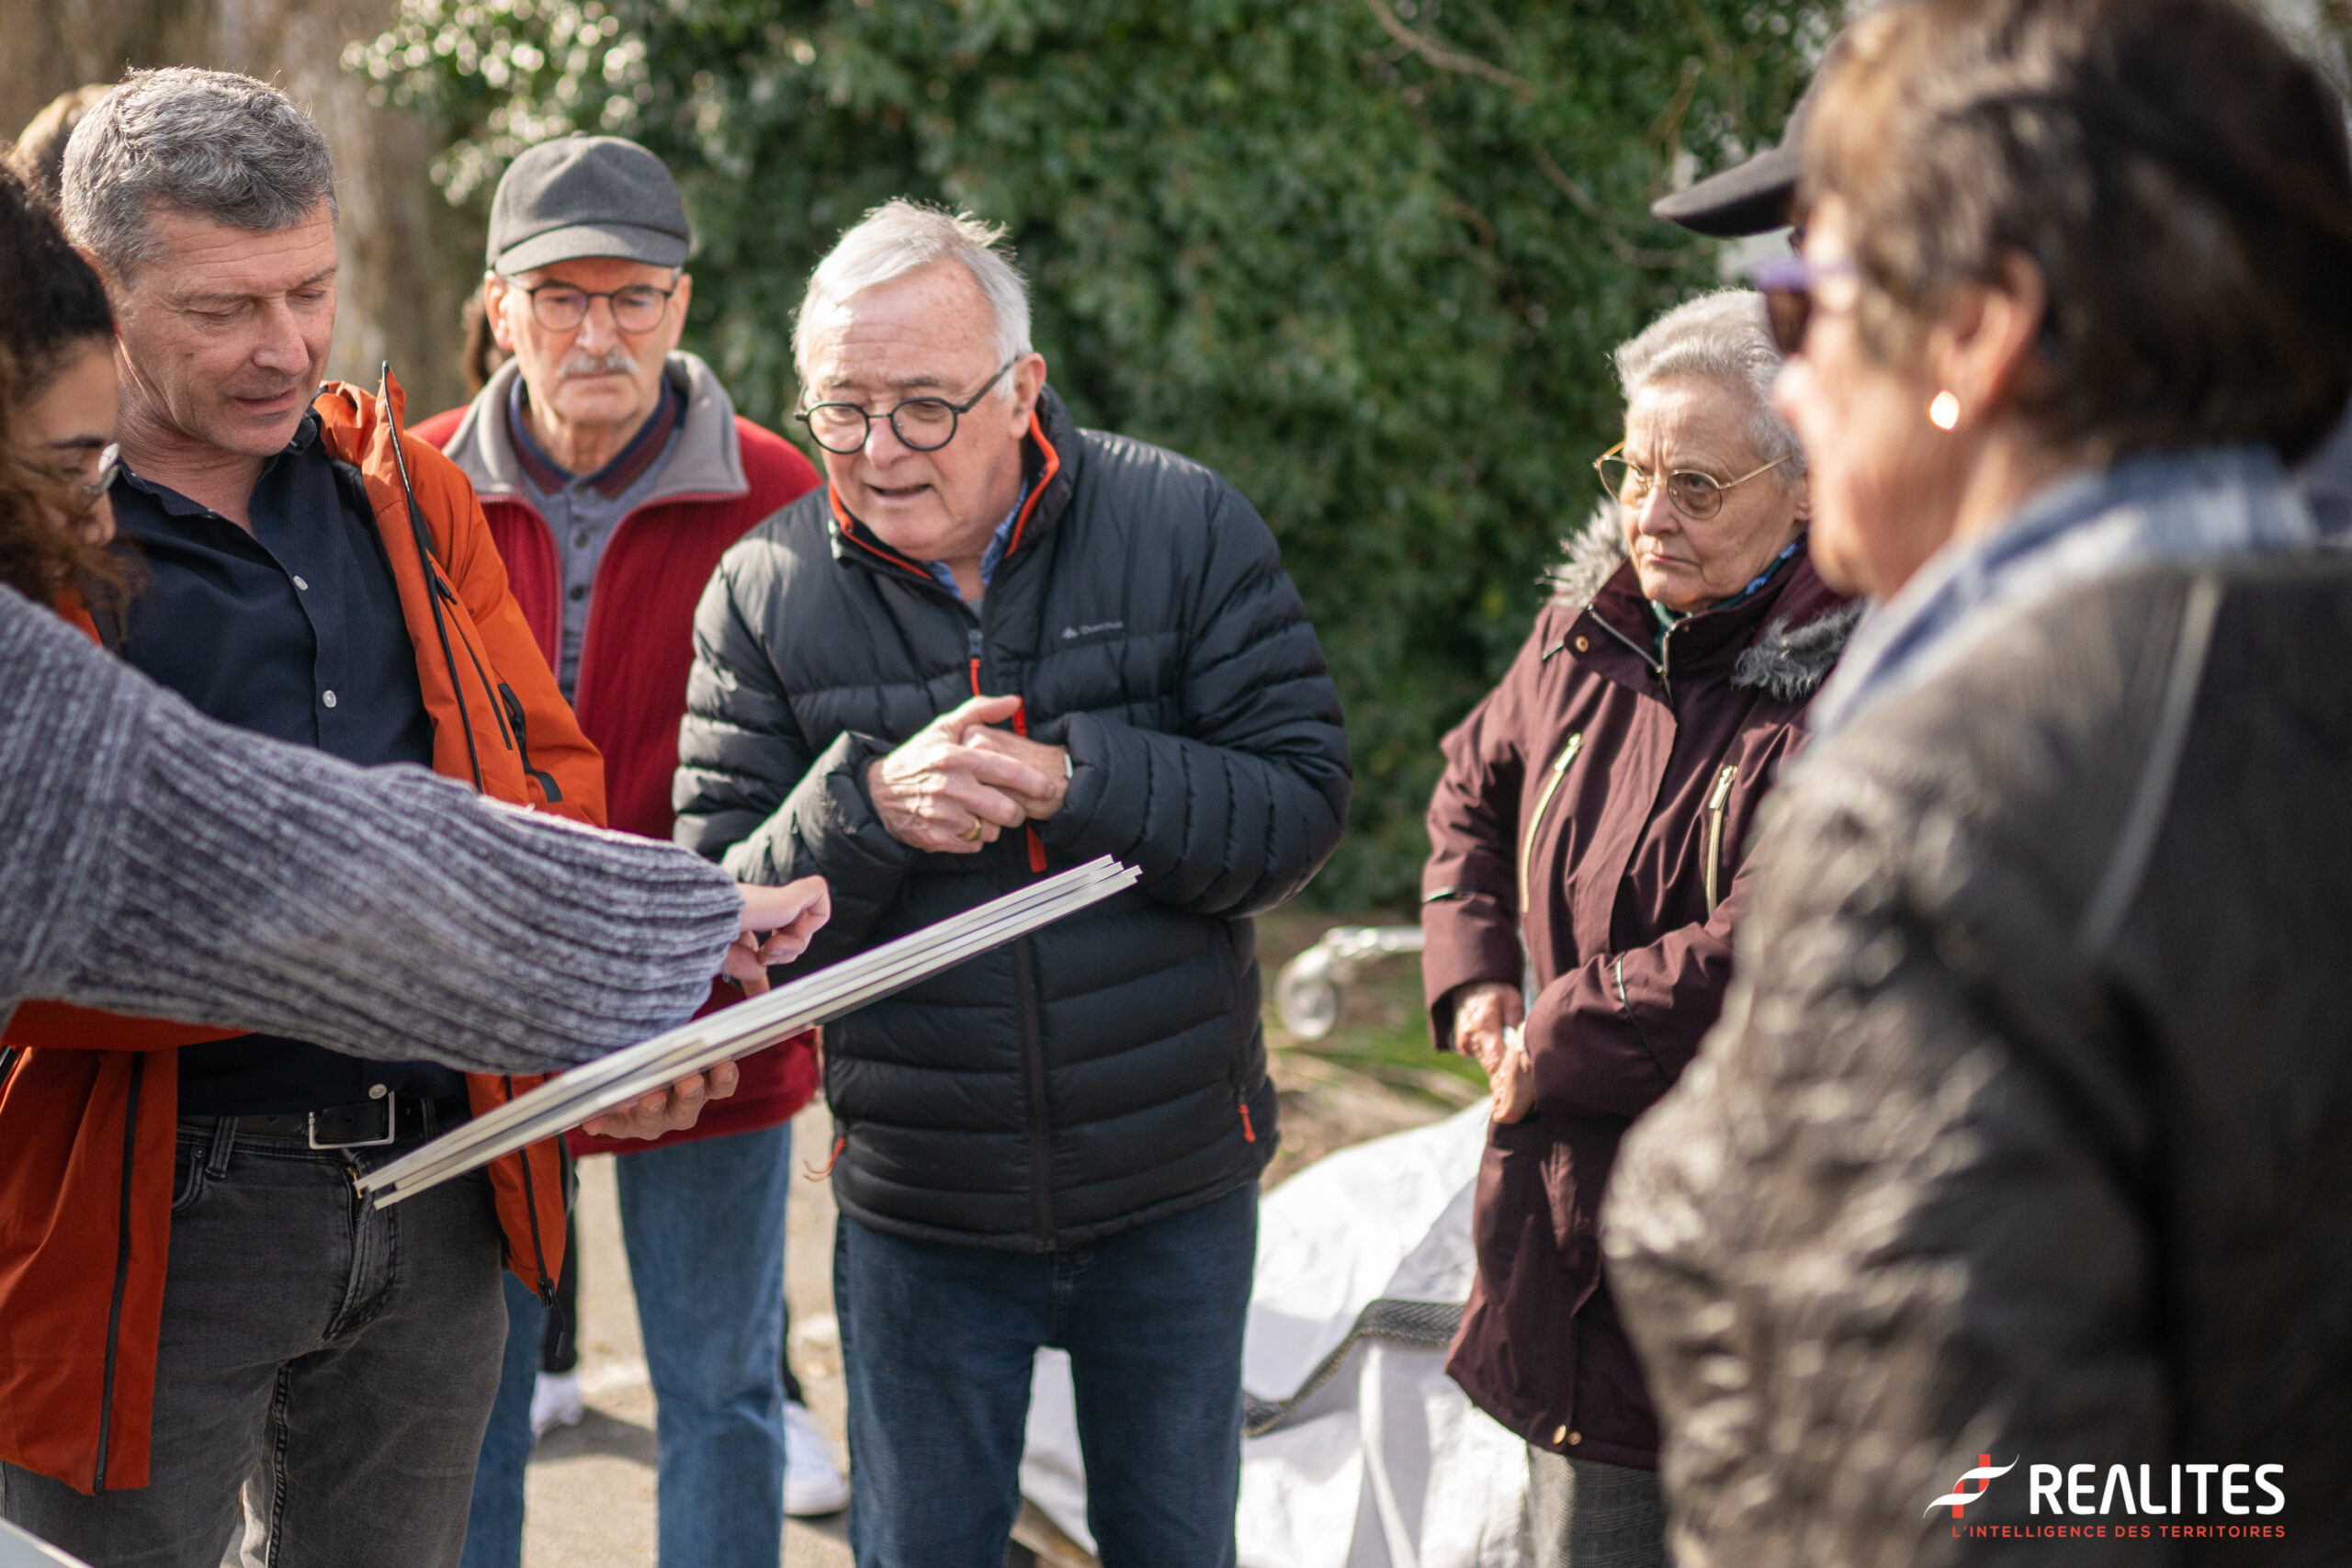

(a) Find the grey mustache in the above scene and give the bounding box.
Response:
[557,346,640,379]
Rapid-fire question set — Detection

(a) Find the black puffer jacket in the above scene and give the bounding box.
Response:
[1605,555,2352,1565]
[674,389,1350,1249]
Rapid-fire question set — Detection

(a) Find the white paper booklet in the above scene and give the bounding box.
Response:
[357,856,1141,1207]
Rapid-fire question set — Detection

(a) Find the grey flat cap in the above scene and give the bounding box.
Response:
[488,135,691,274]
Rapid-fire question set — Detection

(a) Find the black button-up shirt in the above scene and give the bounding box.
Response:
[110,410,468,1116]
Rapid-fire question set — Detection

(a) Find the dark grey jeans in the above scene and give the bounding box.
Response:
[1524,1448,1669,1568]
[1,1118,507,1568]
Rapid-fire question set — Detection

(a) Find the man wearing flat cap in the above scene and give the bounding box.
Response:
[412,136,841,1562]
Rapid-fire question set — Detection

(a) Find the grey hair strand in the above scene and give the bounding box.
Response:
[792,199,1032,397]
[1611,289,1804,482]
[61,68,336,279]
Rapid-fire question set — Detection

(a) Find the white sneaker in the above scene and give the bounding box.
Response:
[530,1370,584,1438]
[783,1400,851,1517]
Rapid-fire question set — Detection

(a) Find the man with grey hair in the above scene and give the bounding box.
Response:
[673,198,1352,1564]
[4,66,737,1568]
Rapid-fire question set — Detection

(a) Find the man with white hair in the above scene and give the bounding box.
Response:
[411,134,845,1559]
[673,199,1352,1564]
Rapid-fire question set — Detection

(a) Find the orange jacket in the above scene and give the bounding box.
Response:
[0,373,605,1495]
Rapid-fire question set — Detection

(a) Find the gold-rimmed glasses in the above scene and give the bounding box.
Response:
[1593,440,1789,521]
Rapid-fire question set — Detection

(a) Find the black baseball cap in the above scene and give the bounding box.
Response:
[1650,72,1822,239]
[487,135,692,275]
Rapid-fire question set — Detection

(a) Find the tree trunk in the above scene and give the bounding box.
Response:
[0,0,480,420]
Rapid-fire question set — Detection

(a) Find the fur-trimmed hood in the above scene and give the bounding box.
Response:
[1541,502,1860,704]
[1543,500,1634,611]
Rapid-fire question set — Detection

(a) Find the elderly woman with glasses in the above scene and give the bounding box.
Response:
[1419,289,1855,1566]
[1600,0,2352,1562]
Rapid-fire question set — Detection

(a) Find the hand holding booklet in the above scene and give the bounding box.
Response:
[357,856,1141,1208]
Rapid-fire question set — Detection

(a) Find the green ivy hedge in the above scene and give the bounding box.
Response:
[354,0,1830,908]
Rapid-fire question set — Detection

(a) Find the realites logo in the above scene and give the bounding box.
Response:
[1927,1456,2018,1517]
[1926,1454,2289,1543]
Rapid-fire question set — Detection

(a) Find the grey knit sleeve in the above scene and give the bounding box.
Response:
[0,589,741,1073]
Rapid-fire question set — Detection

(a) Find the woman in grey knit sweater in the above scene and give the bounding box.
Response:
[0,581,815,1070]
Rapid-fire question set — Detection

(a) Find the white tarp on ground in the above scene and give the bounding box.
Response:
[1020,1100,1528,1566]
[0,1517,89,1568]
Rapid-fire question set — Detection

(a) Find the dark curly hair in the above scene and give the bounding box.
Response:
[0,165,127,615]
[1806,0,2352,464]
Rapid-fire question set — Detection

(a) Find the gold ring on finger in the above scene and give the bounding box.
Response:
[959,820,985,842]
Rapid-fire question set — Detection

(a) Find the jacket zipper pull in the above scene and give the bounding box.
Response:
[804,1134,848,1180]
[1703,763,1740,917]
[1516,731,1584,918]
[1006,683,1048,874]
[541,1286,574,1367]
[541,1142,574,1365]
[1238,1101,1257,1144]
[497,682,564,802]
[965,625,1047,874]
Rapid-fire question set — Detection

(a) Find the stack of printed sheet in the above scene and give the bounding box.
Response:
[357,855,1142,1208]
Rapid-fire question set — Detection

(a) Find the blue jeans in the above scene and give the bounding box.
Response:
[462,1272,546,1568]
[836,1182,1258,1568]
[461,1122,792,1568]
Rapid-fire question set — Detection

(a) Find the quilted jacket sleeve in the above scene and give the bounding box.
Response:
[1035,480,1350,918]
[672,547,914,953]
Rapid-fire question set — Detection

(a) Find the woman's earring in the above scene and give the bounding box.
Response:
[1928,390,1962,430]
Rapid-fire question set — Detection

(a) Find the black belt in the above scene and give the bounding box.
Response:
[179,1092,470,1150]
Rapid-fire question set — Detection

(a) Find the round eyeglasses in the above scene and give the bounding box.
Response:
[515,281,678,334]
[1594,440,1789,522]
[796,359,1015,455]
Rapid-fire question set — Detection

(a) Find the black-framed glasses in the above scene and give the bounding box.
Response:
[515,281,678,334]
[796,358,1016,455]
[1747,254,1860,356]
[1594,440,1789,522]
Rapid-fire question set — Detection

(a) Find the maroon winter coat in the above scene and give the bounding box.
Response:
[1420,516,1855,1471]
